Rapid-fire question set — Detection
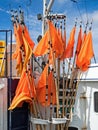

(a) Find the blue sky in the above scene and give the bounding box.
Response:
[0,0,98,62]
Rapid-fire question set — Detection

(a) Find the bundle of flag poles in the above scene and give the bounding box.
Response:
[8,8,94,130]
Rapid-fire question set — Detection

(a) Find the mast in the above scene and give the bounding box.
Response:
[47,0,54,14]
[42,0,54,35]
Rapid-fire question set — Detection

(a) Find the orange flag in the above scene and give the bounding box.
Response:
[8,70,36,110]
[48,50,54,65]
[13,24,24,48]
[48,20,64,57]
[33,31,49,56]
[33,20,64,57]
[12,24,24,75]
[76,31,94,71]
[48,71,56,105]
[36,67,56,106]
[23,26,35,49]
[13,24,34,74]
[76,26,82,55]
[36,64,48,106]
[36,64,48,88]
[22,33,33,68]
[61,26,76,59]
[82,31,87,46]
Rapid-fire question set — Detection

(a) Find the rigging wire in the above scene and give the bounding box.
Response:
[25,0,32,30]
[27,0,32,6]
[71,0,84,25]
[76,1,85,27]
[71,0,94,29]
[84,0,88,23]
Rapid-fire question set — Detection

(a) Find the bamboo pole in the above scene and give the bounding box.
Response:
[62,17,66,117]
[47,42,54,130]
[20,10,41,129]
[67,23,83,114]
[28,61,42,130]
[57,20,62,116]
[64,58,71,116]
[47,20,61,130]
[49,69,54,130]
[11,9,42,130]
[65,71,82,129]
[48,21,60,118]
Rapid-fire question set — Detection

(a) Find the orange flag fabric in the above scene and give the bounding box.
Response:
[61,26,76,59]
[36,64,48,89]
[76,26,82,55]
[76,31,94,71]
[36,65,56,106]
[82,31,87,46]
[12,24,24,75]
[9,70,36,110]
[23,26,35,49]
[47,71,56,105]
[48,20,64,57]
[12,24,34,74]
[33,20,64,57]
[22,33,33,69]
[33,31,49,56]
[13,24,24,48]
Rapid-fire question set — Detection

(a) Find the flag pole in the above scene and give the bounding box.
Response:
[65,71,82,130]
[61,20,77,129]
[62,17,66,117]
[57,20,62,115]
[65,20,77,122]
[67,22,82,113]
[19,9,42,130]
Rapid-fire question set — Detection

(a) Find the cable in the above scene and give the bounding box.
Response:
[76,1,85,27]
[84,0,88,23]
[70,0,85,28]
[27,0,32,6]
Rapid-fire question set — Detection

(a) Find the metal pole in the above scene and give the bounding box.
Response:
[42,0,47,35]
[5,31,8,77]
[10,30,12,78]
[9,30,13,130]
[47,0,54,14]
[42,0,54,35]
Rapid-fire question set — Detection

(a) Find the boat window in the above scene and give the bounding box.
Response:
[68,127,78,130]
[94,92,98,112]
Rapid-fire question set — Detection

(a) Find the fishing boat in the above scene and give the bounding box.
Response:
[0,0,98,130]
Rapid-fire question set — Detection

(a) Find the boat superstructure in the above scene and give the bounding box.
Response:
[70,64,98,130]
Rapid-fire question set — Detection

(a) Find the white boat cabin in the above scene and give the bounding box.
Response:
[70,63,98,130]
